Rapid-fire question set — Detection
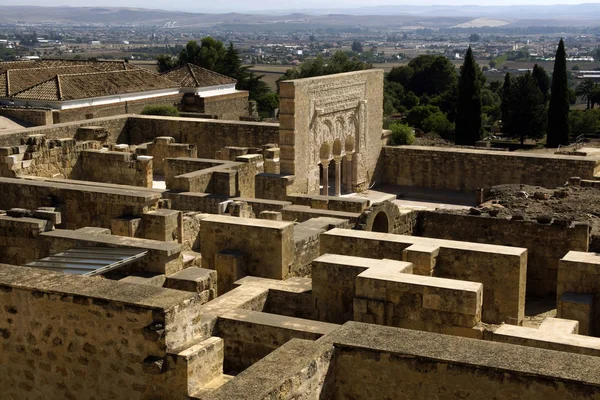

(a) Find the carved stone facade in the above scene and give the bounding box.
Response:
[279,70,384,194]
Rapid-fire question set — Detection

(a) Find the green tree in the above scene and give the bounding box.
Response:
[547,38,570,147]
[569,109,600,135]
[469,33,481,42]
[455,47,483,145]
[510,71,547,146]
[351,40,363,53]
[406,105,440,130]
[532,64,550,103]
[157,54,175,73]
[278,51,371,85]
[179,37,226,71]
[387,55,457,97]
[500,72,512,134]
[576,78,597,109]
[422,112,455,140]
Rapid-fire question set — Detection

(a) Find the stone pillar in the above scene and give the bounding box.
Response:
[344,153,353,193]
[321,159,330,196]
[334,156,342,197]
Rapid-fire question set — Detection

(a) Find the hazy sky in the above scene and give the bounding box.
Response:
[4,0,600,13]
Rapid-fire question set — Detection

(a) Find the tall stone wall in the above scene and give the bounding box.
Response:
[127,116,279,159]
[279,70,385,194]
[382,146,600,192]
[418,212,590,297]
[0,264,202,400]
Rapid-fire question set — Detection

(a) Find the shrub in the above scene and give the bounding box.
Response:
[405,105,440,130]
[388,122,415,145]
[141,104,179,117]
[422,111,455,140]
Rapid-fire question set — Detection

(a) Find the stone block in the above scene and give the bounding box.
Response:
[558,292,594,336]
[215,250,247,296]
[402,243,440,276]
[259,211,283,221]
[169,336,224,398]
[165,267,217,304]
[111,216,142,237]
[538,317,579,335]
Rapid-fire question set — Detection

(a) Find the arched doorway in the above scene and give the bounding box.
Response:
[372,211,390,233]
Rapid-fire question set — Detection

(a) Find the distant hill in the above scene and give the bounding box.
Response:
[1,5,600,28]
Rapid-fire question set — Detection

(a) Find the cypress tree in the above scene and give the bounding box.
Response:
[455,47,482,145]
[547,39,570,147]
[532,64,550,103]
[501,73,512,135]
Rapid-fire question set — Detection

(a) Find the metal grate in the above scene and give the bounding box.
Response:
[25,247,148,276]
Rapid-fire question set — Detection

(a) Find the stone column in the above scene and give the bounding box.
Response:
[344,153,353,193]
[334,156,342,197]
[321,160,330,196]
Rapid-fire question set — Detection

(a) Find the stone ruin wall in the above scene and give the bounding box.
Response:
[279,70,384,194]
[0,108,53,127]
[417,212,590,297]
[0,264,202,400]
[382,145,600,192]
[52,94,184,124]
[126,116,279,159]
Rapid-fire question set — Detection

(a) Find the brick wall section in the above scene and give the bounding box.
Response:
[418,212,590,297]
[127,116,279,158]
[382,146,600,192]
[0,264,202,400]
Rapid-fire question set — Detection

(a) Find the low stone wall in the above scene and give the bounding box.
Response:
[354,266,483,336]
[320,229,527,325]
[80,150,153,188]
[0,264,202,400]
[145,137,197,176]
[557,251,600,336]
[0,177,162,230]
[0,107,53,126]
[127,116,279,159]
[202,91,249,121]
[418,211,590,297]
[199,339,334,400]
[0,115,129,147]
[215,309,338,374]
[0,137,100,179]
[382,146,600,192]
[200,215,294,280]
[328,322,600,400]
[53,94,183,124]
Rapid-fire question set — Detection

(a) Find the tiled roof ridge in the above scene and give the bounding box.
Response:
[56,75,63,101]
[187,63,238,83]
[45,68,157,79]
[187,63,200,86]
